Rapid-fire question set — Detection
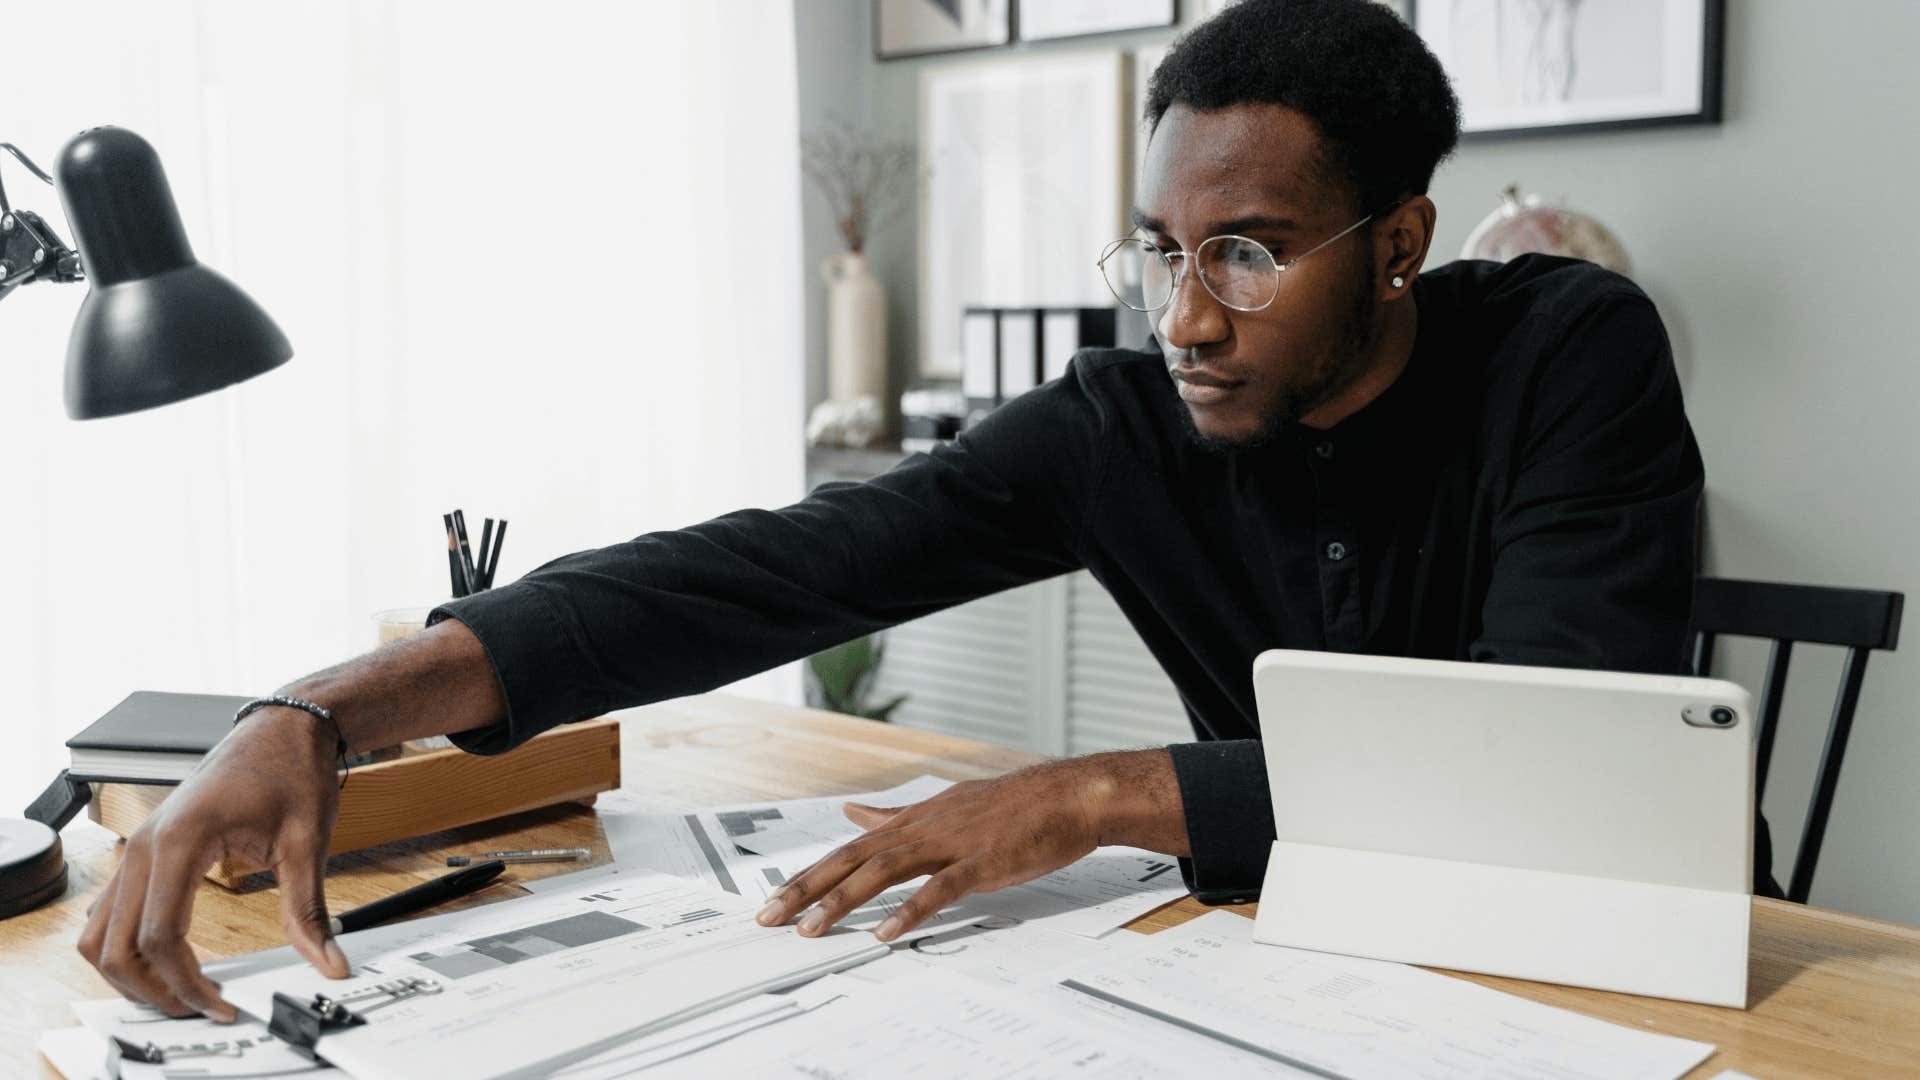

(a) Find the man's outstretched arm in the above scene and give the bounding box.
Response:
[78,355,1122,1018]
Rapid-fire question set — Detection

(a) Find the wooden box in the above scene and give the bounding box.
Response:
[88,717,621,889]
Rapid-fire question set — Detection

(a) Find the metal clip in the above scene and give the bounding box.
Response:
[106,1033,249,1079]
[269,975,442,1060]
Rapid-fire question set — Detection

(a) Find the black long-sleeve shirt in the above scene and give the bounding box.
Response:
[433,255,1772,902]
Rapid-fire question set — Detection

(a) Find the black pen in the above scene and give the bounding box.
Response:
[327,860,506,935]
[484,519,507,588]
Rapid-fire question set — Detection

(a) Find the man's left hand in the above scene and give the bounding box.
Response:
[754,749,1186,941]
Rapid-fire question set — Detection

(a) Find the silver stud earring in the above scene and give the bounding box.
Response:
[1391,275,1405,288]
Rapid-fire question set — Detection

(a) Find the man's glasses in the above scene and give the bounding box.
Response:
[1096,212,1378,313]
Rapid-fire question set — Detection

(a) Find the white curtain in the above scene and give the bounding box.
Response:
[0,0,805,810]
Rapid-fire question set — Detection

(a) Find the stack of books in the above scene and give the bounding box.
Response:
[70,691,620,888]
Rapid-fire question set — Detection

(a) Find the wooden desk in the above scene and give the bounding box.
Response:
[5,694,1918,1078]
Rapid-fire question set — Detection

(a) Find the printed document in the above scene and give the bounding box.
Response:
[1061,911,1718,1080]
[641,967,1326,1079]
[220,871,888,1080]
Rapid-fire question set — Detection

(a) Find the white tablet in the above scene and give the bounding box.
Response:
[1250,649,1756,1007]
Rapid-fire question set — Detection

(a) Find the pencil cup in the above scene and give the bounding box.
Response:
[373,606,434,646]
[372,606,454,751]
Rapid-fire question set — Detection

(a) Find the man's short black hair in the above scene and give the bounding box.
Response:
[1145,0,1461,213]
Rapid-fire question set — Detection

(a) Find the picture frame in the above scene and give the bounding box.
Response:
[1198,0,1409,20]
[874,0,1012,62]
[1410,0,1725,139]
[1017,0,1178,45]
[918,53,1128,379]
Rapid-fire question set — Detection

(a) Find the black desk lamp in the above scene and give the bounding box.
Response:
[3,125,291,417]
[0,125,292,918]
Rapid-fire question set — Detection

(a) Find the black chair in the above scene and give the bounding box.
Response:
[1690,577,1904,904]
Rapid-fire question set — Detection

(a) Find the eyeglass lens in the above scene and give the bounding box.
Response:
[1099,237,1280,312]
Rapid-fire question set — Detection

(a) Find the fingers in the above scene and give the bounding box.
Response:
[792,841,937,938]
[841,801,900,830]
[276,837,350,980]
[138,829,237,1022]
[94,838,196,1017]
[756,829,910,928]
[77,868,143,1005]
[874,866,977,942]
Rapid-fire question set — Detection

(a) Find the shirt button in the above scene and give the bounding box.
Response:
[1314,441,1335,460]
[1325,541,1348,562]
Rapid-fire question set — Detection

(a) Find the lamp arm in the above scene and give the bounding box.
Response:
[0,143,84,304]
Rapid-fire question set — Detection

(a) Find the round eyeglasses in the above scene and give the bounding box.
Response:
[1096,213,1377,313]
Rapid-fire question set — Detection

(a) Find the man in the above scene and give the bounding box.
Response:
[80,0,1761,1023]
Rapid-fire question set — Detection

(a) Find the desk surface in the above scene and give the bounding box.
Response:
[5,693,1919,1078]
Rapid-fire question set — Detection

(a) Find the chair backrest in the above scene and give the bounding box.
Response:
[1690,576,1903,904]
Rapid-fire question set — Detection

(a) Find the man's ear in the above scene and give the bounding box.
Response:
[1381,195,1437,296]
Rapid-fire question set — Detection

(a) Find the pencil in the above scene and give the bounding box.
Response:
[452,510,480,592]
[443,513,469,597]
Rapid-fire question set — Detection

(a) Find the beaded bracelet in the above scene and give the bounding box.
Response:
[233,695,352,788]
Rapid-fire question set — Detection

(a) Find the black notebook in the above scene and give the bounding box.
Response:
[66,691,251,784]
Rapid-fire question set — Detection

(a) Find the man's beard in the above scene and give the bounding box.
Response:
[1179,268,1381,454]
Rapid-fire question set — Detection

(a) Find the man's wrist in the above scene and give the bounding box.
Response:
[234,703,343,761]
[1073,748,1190,855]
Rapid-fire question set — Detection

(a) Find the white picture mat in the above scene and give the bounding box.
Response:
[919,53,1126,377]
[999,310,1039,395]
[876,0,1011,58]
[1018,0,1175,42]
[1416,0,1708,132]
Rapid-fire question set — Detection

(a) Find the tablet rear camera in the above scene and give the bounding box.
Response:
[1683,703,1739,728]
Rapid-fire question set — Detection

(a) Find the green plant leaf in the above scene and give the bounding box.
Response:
[866,695,908,723]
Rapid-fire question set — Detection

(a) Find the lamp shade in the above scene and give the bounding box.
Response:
[54,126,291,419]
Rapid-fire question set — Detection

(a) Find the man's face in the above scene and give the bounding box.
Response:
[1136,103,1384,448]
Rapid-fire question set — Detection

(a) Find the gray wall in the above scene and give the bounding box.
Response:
[795,2,1920,926]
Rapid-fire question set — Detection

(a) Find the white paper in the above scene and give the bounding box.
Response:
[549,978,847,1079]
[1063,910,1718,1080]
[70,913,846,1080]
[220,871,889,1080]
[642,967,1321,1079]
[576,774,954,901]
[203,895,522,983]
[70,997,347,1078]
[966,848,1186,938]
[838,912,1124,989]
[35,1027,111,1080]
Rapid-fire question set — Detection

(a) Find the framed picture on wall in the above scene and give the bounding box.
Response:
[1411,0,1725,138]
[875,0,1011,61]
[1018,0,1177,44]
[919,54,1128,379]
[1200,0,1409,19]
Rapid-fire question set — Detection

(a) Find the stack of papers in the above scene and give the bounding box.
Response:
[219,871,882,1079]
[36,782,1726,1080]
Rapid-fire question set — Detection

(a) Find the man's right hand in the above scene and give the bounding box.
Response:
[76,707,352,1021]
